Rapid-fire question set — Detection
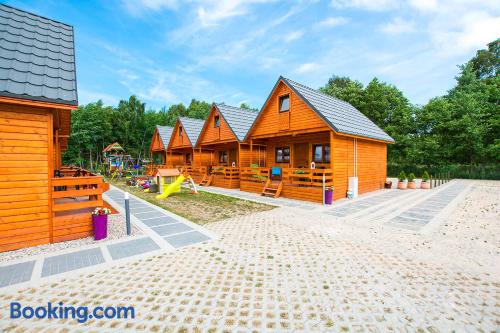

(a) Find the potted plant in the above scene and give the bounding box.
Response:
[397,171,407,189]
[92,207,112,241]
[325,185,334,205]
[407,172,416,189]
[420,171,431,189]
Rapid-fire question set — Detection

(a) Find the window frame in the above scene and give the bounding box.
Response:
[278,94,290,113]
[219,150,228,164]
[275,146,290,163]
[312,144,331,163]
[179,126,183,137]
[214,115,220,128]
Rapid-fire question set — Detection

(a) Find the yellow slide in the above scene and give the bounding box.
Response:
[155,175,185,199]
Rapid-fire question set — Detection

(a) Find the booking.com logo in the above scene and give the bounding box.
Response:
[10,302,135,323]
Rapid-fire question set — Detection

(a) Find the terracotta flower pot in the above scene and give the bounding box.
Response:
[420,181,430,189]
[397,181,407,189]
[407,181,416,189]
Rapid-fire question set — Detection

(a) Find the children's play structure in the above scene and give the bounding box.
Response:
[152,168,198,199]
[102,142,138,179]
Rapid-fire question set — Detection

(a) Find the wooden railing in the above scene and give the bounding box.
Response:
[283,168,333,187]
[212,166,240,180]
[51,175,109,213]
[184,166,208,178]
[240,167,270,182]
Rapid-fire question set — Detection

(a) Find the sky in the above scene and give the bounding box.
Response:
[6,0,500,110]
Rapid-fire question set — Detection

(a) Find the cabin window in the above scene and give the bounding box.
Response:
[275,147,290,163]
[279,95,290,112]
[214,115,220,128]
[219,151,228,164]
[185,153,191,163]
[179,126,183,136]
[313,144,330,163]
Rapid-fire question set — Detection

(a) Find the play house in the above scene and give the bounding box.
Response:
[167,117,210,182]
[0,5,108,251]
[195,103,264,188]
[241,76,394,202]
[154,168,181,194]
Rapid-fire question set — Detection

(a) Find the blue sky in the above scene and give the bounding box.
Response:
[7,0,500,109]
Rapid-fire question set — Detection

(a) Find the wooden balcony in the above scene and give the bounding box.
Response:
[240,167,333,202]
[51,166,109,243]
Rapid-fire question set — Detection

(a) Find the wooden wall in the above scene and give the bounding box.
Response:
[0,104,52,252]
[250,80,330,138]
[169,120,192,149]
[198,107,235,144]
[332,133,387,200]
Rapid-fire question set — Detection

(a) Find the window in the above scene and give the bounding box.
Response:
[313,144,330,163]
[179,126,183,136]
[219,151,228,164]
[214,115,220,128]
[275,147,290,163]
[185,153,191,164]
[279,95,290,112]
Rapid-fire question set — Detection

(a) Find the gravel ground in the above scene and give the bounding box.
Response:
[0,214,142,263]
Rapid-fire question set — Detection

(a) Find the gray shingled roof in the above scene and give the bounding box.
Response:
[156,125,173,148]
[179,117,205,146]
[0,4,77,105]
[256,76,394,143]
[214,103,258,142]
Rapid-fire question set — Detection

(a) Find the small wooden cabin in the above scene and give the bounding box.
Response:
[148,125,174,174]
[242,76,394,203]
[0,5,108,252]
[195,103,263,188]
[167,117,210,182]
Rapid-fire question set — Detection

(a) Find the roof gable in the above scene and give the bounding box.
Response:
[215,103,258,142]
[0,4,78,106]
[196,104,236,145]
[156,125,173,148]
[170,117,205,148]
[280,77,394,143]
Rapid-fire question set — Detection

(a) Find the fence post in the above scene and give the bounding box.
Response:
[430,175,433,189]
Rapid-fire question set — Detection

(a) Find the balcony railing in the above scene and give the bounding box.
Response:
[212,166,240,180]
[51,175,109,213]
[241,167,333,187]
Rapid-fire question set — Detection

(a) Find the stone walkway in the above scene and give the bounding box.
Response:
[0,186,214,290]
[0,179,498,332]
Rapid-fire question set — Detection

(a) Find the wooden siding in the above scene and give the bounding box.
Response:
[150,128,165,151]
[169,120,192,149]
[0,104,51,252]
[331,133,386,200]
[249,81,330,138]
[198,106,236,144]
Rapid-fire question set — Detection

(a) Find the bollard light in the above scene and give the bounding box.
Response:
[124,192,131,236]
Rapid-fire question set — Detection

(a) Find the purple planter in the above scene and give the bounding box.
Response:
[92,214,108,241]
[325,189,333,205]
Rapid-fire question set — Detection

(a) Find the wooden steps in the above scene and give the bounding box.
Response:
[261,180,283,198]
[199,174,214,187]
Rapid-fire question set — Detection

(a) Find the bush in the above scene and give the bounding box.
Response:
[388,163,500,180]
[407,172,415,182]
[398,171,407,181]
[422,171,430,182]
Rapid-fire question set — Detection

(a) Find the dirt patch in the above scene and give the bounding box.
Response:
[109,179,275,224]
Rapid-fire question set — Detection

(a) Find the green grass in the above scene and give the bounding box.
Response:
[107,178,275,224]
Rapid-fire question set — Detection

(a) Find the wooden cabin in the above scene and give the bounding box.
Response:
[195,103,264,188]
[147,125,174,174]
[167,117,210,182]
[0,4,108,252]
[241,76,394,203]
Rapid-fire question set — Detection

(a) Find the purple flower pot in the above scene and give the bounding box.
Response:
[325,189,333,205]
[92,214,108,241]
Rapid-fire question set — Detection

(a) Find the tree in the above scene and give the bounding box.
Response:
[240,103,258,111]
[186,99,211,119]
[468,39,499,79]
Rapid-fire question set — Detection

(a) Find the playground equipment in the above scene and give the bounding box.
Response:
[102,142,137,178]
[153,168,199,199]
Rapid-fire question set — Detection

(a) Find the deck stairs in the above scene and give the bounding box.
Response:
[199,174,214,187]
[262,180,283,198]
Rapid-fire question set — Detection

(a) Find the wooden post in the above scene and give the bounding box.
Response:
[250,139,253,166]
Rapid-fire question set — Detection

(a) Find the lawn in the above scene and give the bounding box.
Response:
[107,178,275,224]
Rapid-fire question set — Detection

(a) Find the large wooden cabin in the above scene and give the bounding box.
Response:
[0,5,108,252]
[195,103,264,188]
[147,125,174,174]
[242,76,394,203]
[167,117,210,182]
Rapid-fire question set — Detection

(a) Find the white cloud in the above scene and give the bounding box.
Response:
[317,16,350,27]
[408,0,437,12]
[379,17,415,35]
[330,0,399,11]
[122,0,178,15]
[296,62,319,74]
[78,89,119,106]
[283,30,304,43]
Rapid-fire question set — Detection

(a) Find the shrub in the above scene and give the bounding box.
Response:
[422,171,430,182]
[398,171,407,181]
[407,172,415,182]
